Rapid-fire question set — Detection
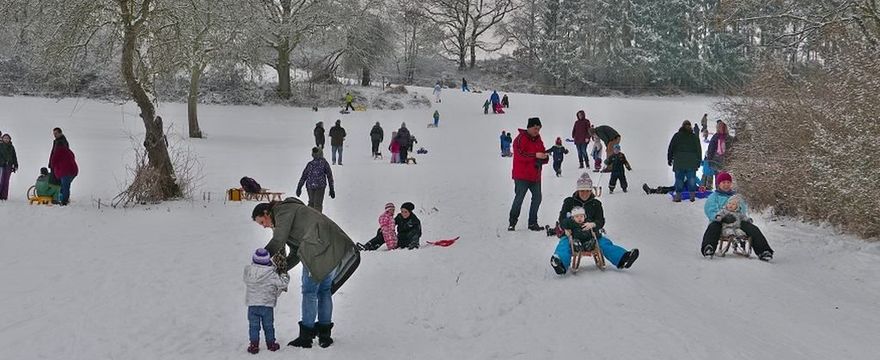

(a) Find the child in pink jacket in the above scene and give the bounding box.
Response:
[389,132,401,163]
[357,202,399,250]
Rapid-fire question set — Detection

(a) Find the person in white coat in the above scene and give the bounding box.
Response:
[244,248,290,354]
[433,82,442,103]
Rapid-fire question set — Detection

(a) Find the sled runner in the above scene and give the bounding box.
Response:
[567,230,605,272]
[241,188,285,202]
[717,235,752,258]
[27,186,54,205]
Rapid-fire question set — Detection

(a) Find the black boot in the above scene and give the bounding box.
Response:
[288,322,316,348]
[316,323,334,348]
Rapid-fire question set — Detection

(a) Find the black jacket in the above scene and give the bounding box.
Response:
[370,125,384,143]
[395,213,422,241]
[558,192,605,231]
[314,126,325,146]
[594,126,619,143]
[329,125,346,146]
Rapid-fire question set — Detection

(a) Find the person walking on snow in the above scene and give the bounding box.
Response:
[251,198,360,349]
[358,202,399,251]
[48,127,78,206]
[549,172,640,274]
[508,117,549,231]
[0,133,18,200]
[500,131,512,157]
[389,131,401,163]
[501,94,510,108]
[433,82,442,103]
[461,77,469,92]
[700,172,774,261]
[244,248,291,354]
[432,110,440,127]
[314,122,325,149]
[705,120,731,189]
[546,137,569,177]
[343,92,355,112]
[328,120,346,165]
[667,120,702,202]
[700,113,709,142]
[571,110,592,169]
[370,122,384,159]
[396,123,412,163]
[604,144,632,193]
[296,147,335,213]
[490,91,501,113]
[483,99,491,114]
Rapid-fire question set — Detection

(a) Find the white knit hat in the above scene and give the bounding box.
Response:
[576,173,593,191]
[571,207,586,217]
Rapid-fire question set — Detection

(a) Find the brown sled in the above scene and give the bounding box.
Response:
[717,235,752,258]
[567,230,606,273]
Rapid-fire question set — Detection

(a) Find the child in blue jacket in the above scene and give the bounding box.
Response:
[546,137,569,177]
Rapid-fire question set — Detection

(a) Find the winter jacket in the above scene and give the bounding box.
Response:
[329,125,346,147]
[345,93,354,103]
[314,125,325,146]
[560,217,597,250]
[603,152,632,174]
[717,208,750,237]
[433,111,440,122]
[35,174,60,197]
[389,138,401,153]
[501,95,509,107]
[396,127,412,150]
[297,157,334,192]
[433,84,441,95]
[500,134,512,150]
[546,145,569,162]
[0,142,18,169]
[243,263,290,307]
[558,192,605,231]
[594,126,619,143]
[378,210,398,249]
[511,128,547,183]
[483,100,491,111]
[707,130,731,165]
[704,190,749,222]
[667,128,702,171]
[395,213,422,243]
[370,125,384,143]
[263,197,360,292]
[490,91,500,105]
[591,140,603,158]
[572,113,592,144]
[48,138,78,178]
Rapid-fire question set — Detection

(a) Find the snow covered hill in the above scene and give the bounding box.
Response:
[1,91,878,360]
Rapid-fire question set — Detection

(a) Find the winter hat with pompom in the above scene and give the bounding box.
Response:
[716,172,733,187]
[252,248,272,266]
[576,172,593,191]
[571,207,586,217]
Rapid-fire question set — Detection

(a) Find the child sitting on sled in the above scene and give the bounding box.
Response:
[716,194,750,239]
[559,207,597,252]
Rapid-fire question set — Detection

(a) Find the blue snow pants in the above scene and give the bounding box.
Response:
[553,235,627,270]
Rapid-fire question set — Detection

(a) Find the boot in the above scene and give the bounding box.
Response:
[267,341,280,351]
[642,183,651,195]
[673,193,682,202]
[247,341,259,354]
[689,191,696,202]
[288,321,316,348]
[316,323,334,348]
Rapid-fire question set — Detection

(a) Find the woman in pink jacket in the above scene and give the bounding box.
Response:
[357,203,399,251]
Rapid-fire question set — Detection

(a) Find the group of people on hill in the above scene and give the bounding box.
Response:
[0,127,78,205]
[312,120,418,166]
[483,90,510,114]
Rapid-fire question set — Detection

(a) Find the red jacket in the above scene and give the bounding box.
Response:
[512,128,547,182]
[49,144,79,178]
[572,114,592,144]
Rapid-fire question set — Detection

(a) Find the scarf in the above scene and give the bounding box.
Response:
[717,136,726,156]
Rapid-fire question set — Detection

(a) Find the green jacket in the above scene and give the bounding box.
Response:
[0,142,17,168]
[264,198,360,292]
[35,174,61,197]
[667,128,702,171]
[345,93,354,103]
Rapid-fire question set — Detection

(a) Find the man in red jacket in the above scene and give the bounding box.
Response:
[508,117,549,231]
[571,110,592,169]
[48,127,78,206]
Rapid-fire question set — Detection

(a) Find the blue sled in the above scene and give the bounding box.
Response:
[668,190,712,199]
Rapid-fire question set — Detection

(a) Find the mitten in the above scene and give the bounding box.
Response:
[296,188,302,197]
[329,188,336,199]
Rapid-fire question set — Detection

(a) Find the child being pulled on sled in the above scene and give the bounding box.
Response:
[716,194,750,239]
[546,137,569,177]
[358,202,398,250]
[559,206,597,252]
[603,144,632,193]
[244,248,290,354]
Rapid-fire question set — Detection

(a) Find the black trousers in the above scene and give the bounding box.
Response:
[701,221,773,254]
[371,140,380,156]
[609,172,628,191]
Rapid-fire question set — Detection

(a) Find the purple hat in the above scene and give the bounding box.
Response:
[252,248,272,265]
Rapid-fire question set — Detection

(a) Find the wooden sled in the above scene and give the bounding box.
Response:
[717,235,752,258]
[241,188,285,202]
[27,186,54,205]
[567,230,606,273]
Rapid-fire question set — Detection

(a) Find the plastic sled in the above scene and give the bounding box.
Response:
[427,237,460,247]
[667,190,712,200]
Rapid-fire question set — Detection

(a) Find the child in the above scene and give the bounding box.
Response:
[559,207,597,252]
[603,144,632,193]
[395,202,422,249]
[590,134,603,172]
[35,167,61,202]
[500,131,512,157]
[716,195,750,239]
[244,248,290,354]
[700,158,715,190]
[432,110,440,127]
[389,132,401,164]
[546,137,569,177]
[358,203,398,251]
[483,99,491,114]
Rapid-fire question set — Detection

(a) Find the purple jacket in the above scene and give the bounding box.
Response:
[297,158,334,192]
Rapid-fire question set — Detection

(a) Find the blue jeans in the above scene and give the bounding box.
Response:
[60,175,75,204]
[301,266,333,328]
[674,170,697,194]
[509,180,541,227]
[332,146,343,165]
[553,235,628,269]
[248,306,275,342]
[575,143,589,166]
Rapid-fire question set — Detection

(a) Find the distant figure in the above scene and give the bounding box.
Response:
[433,82,442,103]
[483,99,491,114]
[0,132,18,200]
[370,122,384,159]
[501,94,510,108]
[490,91,501,113]
[343,92,355,112]
[432,110,440,127]
[328,120,346,165]
[461,77,470,92]
[48,128,78,206]
[296,147,335,213]
[700,113,709,142]
[500,131,512,157]
[313,122,325,149]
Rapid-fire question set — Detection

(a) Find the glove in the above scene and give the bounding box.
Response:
[668,160,673,166]
[721,214,736,224]
[329,188,335,199]
[295,188,302,197]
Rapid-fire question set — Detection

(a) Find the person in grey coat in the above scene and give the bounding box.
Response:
[251,198,360,349]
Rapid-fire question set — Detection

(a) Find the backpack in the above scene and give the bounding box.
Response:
[240,177,262,193]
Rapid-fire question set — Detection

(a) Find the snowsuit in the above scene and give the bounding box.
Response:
[604,152,632,192]
[329,124,346,165]
[667,127,702,197]
[48,135,78,205]
[559,218,596,251]
[0,141,18,200]
[701,190,773,256]
[590,139,603,171]
[296,156,335,213]
[509,129,547,228]
[395,213,422,249]
[572,112,592,168]
[244,263,290,343]
[717,208,750,238]
[35,174,61,201]
[344,93,355,112]
[483,100,490,114]
[552,192,630,271]
[594,125,620,158]
[362,209,398,250]
[432,110,440,127]
[370,124,384,157]
[314,124,326,148]
[500,133,511,156]
[700,159,715,190]
[396,127,411,162]
[501,94,509,108]
[433,84,442,102]
[546,144,569,177]
[389,138,401,163]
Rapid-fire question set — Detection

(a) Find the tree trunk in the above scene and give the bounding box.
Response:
[469,41,477,69]
[119,0,180,199]
[457,27,468,70]
[276,38,291,99]
[361,67,371,86]
[187,64,203,138]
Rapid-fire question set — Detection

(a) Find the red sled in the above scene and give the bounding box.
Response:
[427,237,460,247]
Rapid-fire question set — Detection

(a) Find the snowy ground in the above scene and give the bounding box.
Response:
[1,91,879,360]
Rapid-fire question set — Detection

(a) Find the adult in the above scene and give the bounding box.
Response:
[490,91,501,113]
[705,120,731,188]
[700,172,774,261]
[396,123,411,162]
[296,147,335,213]
[343,92,355,112]
[501,94,510,108]
[0,133,18,200]
[328,120,346,165]
[508,117,548,231]
[313,122,325,149]
[667,120,702,202]
[395,202,422,249]
[251,198,360,349]
[48,127,78,206]
[571,110,592,169]
[369,122,383,158]
[700,113,709,142]
[549,172,639,274]
[461,77,469,92]
[593,125,620,159]
[433,82,442,103]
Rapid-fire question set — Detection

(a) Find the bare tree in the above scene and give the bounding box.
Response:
[467,0,516,68]
[426,0,471,70]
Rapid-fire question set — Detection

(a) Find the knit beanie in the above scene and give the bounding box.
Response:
[252,248,272,266]
[312,147,322,158]
[401,202,415,212]
[576,172,593,191]
[571,207,586,217]
[385,202,395,211]
[527,117,542,128]
[716,172,733,187]
[41,167,49,175]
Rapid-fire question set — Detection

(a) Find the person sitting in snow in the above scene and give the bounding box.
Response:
[545,137,569,177]
[700,172,774,261]
[358,202,398,251]
[244,248,291,354]
[35,167,61,202]
[717,194,749,239]
[590,133,603,172]
[395,202,422,249]
[483,99,491,114]
[603,144,632,193]
[550,172,640,274]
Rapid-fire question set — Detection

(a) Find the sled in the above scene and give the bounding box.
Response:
[27,186,54,205]
[567,230,605,272]
[717,235,752,258]
[241,188,284,202]
[427,123,437,128]
[427,236,460,247]
[354,104,367,111]
[667,190,712,200]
